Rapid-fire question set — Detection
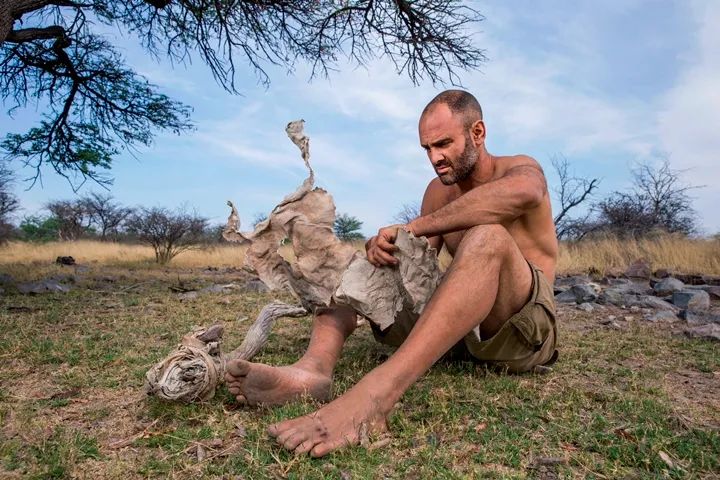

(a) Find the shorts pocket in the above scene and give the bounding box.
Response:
[510,308,552,352]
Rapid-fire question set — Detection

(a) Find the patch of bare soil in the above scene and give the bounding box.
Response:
[664,369,720,430]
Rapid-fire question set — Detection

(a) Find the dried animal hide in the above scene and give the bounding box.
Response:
[222,120,358,310]
[333,229,442,330]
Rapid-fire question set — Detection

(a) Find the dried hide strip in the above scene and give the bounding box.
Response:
[222,120,358,310]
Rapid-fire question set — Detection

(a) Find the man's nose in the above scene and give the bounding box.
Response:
[428,149,445,164]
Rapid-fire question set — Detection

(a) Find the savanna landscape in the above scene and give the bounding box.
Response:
[0,237,718,479]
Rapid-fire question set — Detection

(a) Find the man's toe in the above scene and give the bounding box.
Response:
[226,359,251,377]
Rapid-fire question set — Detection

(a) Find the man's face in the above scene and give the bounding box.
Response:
[419,104,479,185]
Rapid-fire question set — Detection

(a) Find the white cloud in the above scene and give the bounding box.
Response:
[657,0,720,232]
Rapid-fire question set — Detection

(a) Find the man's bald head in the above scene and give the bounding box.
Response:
[421,90,483,129]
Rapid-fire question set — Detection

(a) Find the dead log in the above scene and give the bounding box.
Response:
[144,301,308,402]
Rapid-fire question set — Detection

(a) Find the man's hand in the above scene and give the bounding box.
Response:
[365,224,411,267]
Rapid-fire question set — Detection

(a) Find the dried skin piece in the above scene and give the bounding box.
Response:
[222,120,357,309]
[333,230,442,331]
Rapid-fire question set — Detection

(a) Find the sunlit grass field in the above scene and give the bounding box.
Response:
[0,236,718,478]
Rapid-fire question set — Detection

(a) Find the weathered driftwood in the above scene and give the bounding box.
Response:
[144,301,308,402]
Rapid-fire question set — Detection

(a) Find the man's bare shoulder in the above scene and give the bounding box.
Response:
[421,177,457,212]
[495,154,545,177]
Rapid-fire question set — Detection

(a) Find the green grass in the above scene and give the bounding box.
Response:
[0,265,718,478]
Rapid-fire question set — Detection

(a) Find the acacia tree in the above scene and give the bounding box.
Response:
[393,201,420,225]
[1,1,485,187]
[590,159,699,238]
[125,206,208,264]
[81,192,133,240]
[45,198,93,240]
[550,155,599,240]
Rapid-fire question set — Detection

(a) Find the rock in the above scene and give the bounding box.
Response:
[671,290,710,312]
[645,311,678,323]
[631,295,678,311]
[178,291,199,301]
[243,279,269,293]
[686,285,720,300]
[680,310,720,325]
[684,323,720,342]
[0,273,14,286]
[55,256,76,265]
[654,268,671,279]
[555,284,598,304]
[577,303,595,312]
[17,279,71,294]
[554,290,576,304]
[653,277,685,296]
[554,275,591,288]
[202,283,239,294]
[625,259,651,279]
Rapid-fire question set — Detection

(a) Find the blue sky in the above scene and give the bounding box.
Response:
[3,0,719,236]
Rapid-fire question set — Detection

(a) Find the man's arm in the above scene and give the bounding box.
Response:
[420,182,444,253]
[410,160,547,238]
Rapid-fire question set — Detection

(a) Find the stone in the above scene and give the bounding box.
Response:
[572,284,598,303]
[178,291,199,301]
[625,259,651,279]
[554,289,577,304]
[645,311,678,323]
[17,279,71,294]
[680,310,720,325]
[653,277,685,296]
[671,290,710,312]
[555,283,597,304]
[686,285,720,300]
[0,273,14,286]
[654,268,671,279]
[55,256,76,265]
[684,323,720,342]
[243,279,269,293]
[577,303,595,312]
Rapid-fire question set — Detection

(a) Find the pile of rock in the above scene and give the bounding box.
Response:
[554,260,720,341]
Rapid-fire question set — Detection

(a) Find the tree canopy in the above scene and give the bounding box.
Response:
[1,1,485,188]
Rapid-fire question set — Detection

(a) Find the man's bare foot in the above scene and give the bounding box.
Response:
[267,376,394,457]
[224,359,331,406]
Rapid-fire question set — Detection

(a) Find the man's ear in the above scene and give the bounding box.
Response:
[470,120,486,145]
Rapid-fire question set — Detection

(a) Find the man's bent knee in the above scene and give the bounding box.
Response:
[456,224,515,257]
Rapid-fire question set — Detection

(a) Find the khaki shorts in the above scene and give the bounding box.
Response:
[370,262,558,373]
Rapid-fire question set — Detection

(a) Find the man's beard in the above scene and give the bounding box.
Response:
[437,135,478,185]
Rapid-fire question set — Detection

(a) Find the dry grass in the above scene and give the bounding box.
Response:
[2,236,718,275]
[558,235,720,275]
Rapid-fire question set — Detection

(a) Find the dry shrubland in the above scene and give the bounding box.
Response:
[1,235,718,275]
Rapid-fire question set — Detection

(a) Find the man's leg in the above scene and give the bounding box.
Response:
[225,305,357,406]
[267,224,533,457]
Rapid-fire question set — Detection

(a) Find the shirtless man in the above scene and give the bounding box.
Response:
[225,90,559,457]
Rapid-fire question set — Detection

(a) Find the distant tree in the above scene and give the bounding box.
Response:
[589,158,699,239]
[19,215,60,242]
[0,160,20,242]
[550,155,599,240]
[334,213,364,242]
[393,202,421,225]
[81,192,133,240]
[2,1,485,187]
[125,206,208,264]
[45,199,93,240]
[252,212,268,228]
